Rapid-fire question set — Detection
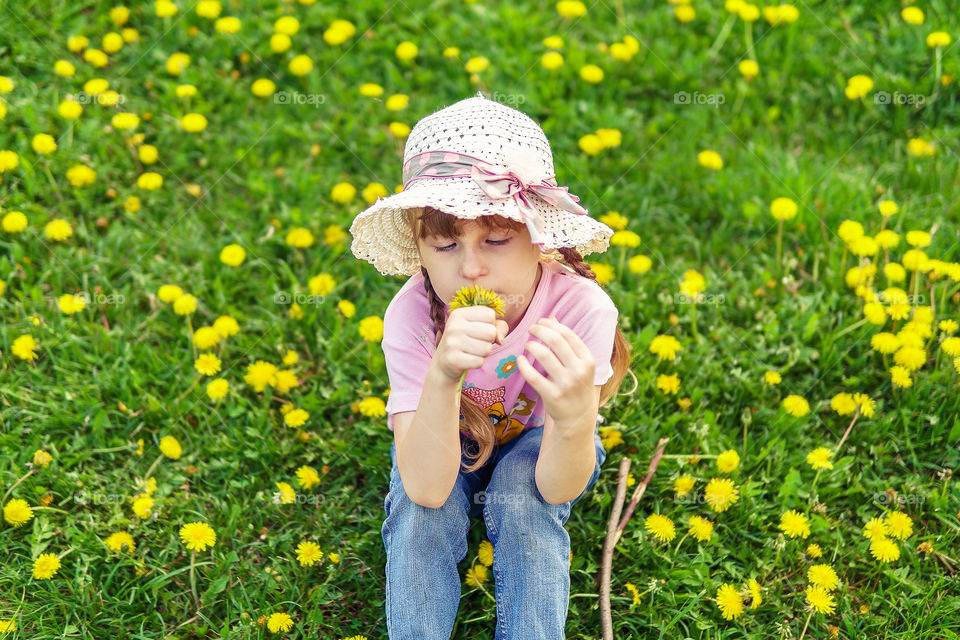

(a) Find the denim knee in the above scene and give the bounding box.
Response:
[481,441,572,541]
[382,458,472,563]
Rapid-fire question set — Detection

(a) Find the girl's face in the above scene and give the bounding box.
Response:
[416,218,543,320]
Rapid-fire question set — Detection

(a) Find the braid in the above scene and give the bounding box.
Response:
[421,266,497,472]
[421,267,449,344]
[557,247,597,281]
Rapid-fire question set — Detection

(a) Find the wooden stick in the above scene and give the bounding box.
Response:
[600,457,631,640]
[614,438,670,547]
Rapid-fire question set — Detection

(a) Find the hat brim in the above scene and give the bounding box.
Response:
[349,176,613,276]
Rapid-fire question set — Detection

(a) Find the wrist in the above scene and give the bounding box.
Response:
[427,362,464,389]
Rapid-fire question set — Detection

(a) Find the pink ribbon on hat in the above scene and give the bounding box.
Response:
[401,150,588,249]
[469,160,587,248]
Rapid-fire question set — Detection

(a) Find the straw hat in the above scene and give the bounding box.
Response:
[349,93,613,276]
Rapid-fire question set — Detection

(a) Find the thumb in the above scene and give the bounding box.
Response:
[494,319,509,345]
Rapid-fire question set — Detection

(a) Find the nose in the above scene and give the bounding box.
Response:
[459,245,488,282]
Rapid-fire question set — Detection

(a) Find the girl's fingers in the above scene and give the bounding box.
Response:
[529,321,580,368]
[516,353,553,397]
[545,318,593,361]
[524,340,563,378]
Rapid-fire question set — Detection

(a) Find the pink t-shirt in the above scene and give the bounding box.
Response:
[381,258,619,444]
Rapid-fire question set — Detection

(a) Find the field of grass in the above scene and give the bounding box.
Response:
[1,0,960,638]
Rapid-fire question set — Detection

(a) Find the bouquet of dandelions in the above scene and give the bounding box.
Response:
[448,284,506,392]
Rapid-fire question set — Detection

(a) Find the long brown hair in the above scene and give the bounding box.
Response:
[407,206,633,472]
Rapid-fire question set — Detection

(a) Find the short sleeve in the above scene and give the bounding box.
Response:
[381,300,435,431]
[568,292,619,386]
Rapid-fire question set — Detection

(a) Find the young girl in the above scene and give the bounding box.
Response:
[350,94,631,639]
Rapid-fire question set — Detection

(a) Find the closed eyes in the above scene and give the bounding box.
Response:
[434,238,512,253]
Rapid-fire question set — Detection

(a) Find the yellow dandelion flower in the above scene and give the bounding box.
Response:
[267,612,294,633]
[778,510,811,538]
[464,563,488,587]
[688,515,713,542]
[673,475,695,497]
[32,553,62,580]
[704,477,739,512]
[715,583,744,620]
[869,536,900,562]
[105,531,136,552]
[747,578,762,608]
[782,395,810,417]
[884,511,913,540]
[644,513,676,542]
[3,498,33,527]
[295,465,320,489]
[862,517,889,540]
[807,564,839,591]
[805,585,835,614]
[716,449,739,473]
[296,541,323,566]
[478,540,493,566]
[806,447,834,470]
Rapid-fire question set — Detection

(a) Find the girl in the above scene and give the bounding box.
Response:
[350,94,632,639]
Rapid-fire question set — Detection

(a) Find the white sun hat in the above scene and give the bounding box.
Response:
[349,93,614,277]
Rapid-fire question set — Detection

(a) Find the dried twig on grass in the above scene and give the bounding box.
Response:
[599,438,670,640]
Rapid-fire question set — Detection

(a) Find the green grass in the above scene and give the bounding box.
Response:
[2,0,960,638]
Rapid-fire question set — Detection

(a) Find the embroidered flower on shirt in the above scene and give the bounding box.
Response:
[496,355,518,379]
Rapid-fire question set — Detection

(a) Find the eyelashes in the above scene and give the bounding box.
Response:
[434,239,511,253]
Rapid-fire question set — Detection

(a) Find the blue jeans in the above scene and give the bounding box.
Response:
[381,423,607,639]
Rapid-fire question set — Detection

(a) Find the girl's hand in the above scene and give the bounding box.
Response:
[516,316,597,428]
[432,305,509,384]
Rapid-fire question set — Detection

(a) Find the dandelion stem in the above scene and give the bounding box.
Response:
[932,47,943,103]
[89,443,139,454]
[776,219,783,272]
[174,375,201,404]
[143,453,165,482]
[186,315,196,360]
[472,575,496,605]
[673,532,690,555]
[798,611,813,640]
[744,21,756,62]
[690,302,699,342]
[43,165,63,204]
[835,411,860,454]
[30,506,70,515]
[706,15,736,60]
[839,246,848,288]
[809,469,822,506]
[189,549,200,610]
[834,317,867,339]
[2,469,36,504]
